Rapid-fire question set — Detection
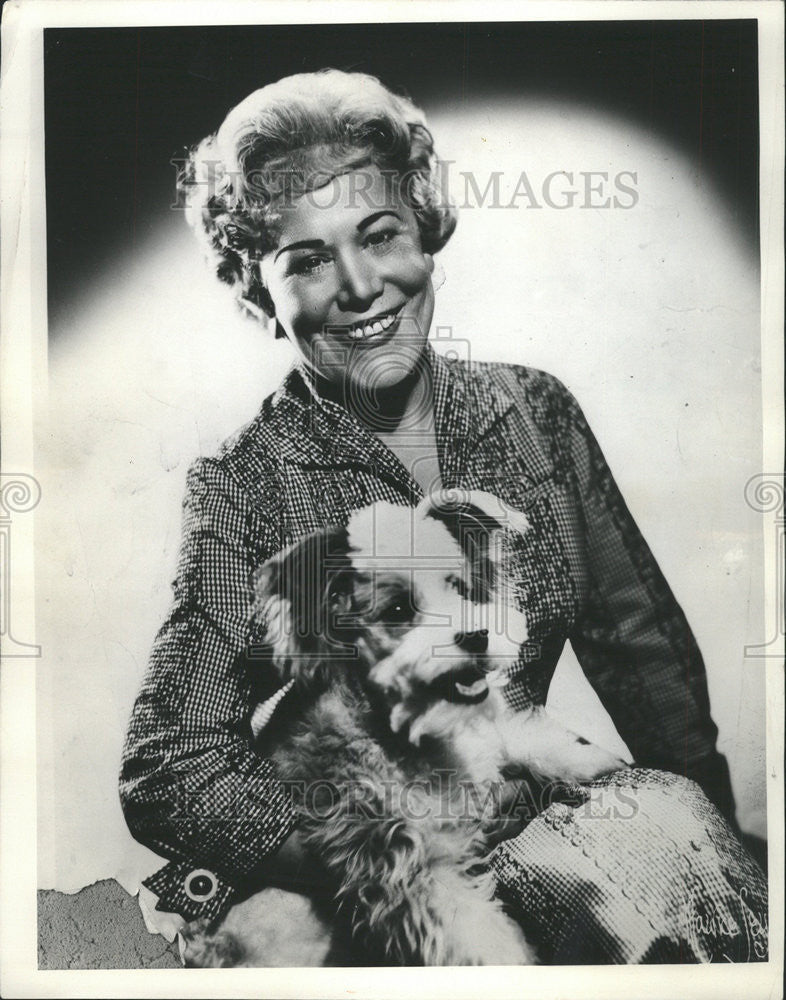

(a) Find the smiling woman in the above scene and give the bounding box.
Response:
[181,71,453,483]
[259,168,436,406]
[118,68,768,965]
[261,168,444,492]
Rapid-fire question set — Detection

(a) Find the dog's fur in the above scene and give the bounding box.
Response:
[182,491,627,966]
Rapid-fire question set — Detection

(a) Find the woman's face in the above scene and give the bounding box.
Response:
[260,166,435,404]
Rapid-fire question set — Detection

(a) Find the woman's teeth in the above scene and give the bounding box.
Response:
[346,311,398,340]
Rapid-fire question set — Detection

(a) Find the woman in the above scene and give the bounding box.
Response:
[120,69,766,963]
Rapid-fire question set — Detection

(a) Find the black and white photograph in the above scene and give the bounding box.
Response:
[1,1,783,996]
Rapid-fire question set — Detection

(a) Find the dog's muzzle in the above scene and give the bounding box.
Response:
[429,662,508,705]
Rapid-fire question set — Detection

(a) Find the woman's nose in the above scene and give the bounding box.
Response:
[335,251,384,312]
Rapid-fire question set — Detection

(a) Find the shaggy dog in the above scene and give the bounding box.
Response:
[182,491,626,967]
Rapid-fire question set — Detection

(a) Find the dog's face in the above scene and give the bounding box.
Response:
[252,492,529,744]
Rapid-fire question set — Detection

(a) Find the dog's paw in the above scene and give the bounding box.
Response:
[500,709,629,786]
[180,888,334,968]
[180,919,246,968]
[442,901,535,965]
[546,737,629,784]
[426,872,535,965]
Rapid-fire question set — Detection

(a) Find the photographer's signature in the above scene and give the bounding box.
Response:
[681,885,767,961]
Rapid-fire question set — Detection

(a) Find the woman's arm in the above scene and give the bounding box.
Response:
[119,457,299,920]
[552,376,737,823]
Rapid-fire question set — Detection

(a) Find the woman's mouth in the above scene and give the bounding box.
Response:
[342,306,403,343]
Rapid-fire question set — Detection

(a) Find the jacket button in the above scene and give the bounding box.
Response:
[184,869,217,902]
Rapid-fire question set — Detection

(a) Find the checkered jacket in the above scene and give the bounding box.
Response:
[119,343,735,921]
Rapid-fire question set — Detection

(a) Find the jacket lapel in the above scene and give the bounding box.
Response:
[266,363,420,500]
[264,343,517,498]
[430,346,516,489]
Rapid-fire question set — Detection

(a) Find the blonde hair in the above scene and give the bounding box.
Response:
[180,69,456,318]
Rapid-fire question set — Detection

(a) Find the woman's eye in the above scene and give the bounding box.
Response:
[291,255,330,276]
[365,228,399,250]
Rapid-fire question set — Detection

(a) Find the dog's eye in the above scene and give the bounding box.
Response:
[383,597,417,625]
[447,574,470,599]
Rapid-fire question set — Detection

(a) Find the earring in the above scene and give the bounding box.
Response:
[431,258,446,293]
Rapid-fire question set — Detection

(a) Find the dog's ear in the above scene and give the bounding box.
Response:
[417,489,529,537]
[418,490,529,600]
[251,525,358,686]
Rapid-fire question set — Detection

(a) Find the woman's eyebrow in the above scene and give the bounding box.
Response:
[274,239,324,262]
[358,210,402,231]
[274,212,402,261]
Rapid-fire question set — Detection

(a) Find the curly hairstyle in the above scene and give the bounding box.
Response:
[180,69,457,324]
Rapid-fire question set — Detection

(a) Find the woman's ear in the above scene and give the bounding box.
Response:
[424,252,446,293]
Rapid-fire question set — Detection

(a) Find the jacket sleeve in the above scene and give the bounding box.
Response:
[119,457,297,920]
[554,378,737,825]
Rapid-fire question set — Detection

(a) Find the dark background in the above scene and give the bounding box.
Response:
[44,20,759,334]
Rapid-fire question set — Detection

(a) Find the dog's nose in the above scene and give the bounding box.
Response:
[454,628,489,654]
